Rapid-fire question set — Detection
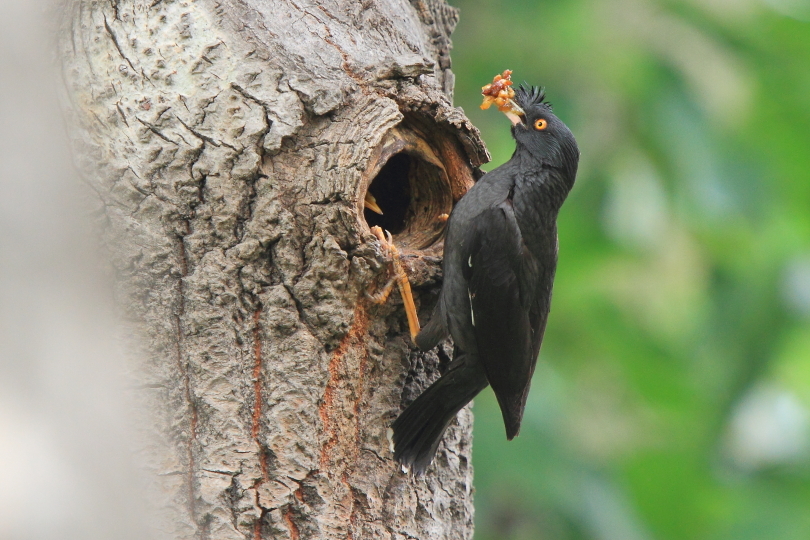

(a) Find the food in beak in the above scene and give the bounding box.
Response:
[481,70,525,121]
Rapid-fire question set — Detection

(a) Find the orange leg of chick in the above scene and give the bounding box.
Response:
[368,226,421,343]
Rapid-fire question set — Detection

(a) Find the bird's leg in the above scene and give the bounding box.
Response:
[366,269,398,305]
[366,226,400,307]
[386,230,421,342]
[367,226,421,342]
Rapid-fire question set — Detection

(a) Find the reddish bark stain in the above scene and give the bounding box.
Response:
[251,308,264,441]
[253,516,262,540]
[251,308,269,539]
[282,505,300,540]
[318,302,369,468]
[317,300,374,539]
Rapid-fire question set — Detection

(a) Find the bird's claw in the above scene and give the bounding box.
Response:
[368,226,421,343]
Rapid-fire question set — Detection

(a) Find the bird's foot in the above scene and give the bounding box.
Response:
[365,274,397,305]
[367,226,421,342]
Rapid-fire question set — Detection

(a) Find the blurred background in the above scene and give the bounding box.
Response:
[0,3,149,539]
[448,0,810,539]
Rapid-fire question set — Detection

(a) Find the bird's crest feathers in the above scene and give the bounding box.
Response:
[514,84,551,111]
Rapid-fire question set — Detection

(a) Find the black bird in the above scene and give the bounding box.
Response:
[391,84,580,474]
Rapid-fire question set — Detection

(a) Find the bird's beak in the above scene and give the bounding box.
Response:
[364,192,384,215]
[504,101,525,126]
[505,111,524,126]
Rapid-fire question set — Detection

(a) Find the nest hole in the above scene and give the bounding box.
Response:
[361,121,472,251]
[364,150,452,250]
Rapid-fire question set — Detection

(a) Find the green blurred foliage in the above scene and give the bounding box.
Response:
[447,0,810,538]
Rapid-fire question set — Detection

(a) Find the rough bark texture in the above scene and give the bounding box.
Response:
[60,0,489,538]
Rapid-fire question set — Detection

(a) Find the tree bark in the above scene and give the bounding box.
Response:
[61,0,489,538]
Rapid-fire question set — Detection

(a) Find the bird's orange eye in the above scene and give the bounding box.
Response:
[534,118,548,130]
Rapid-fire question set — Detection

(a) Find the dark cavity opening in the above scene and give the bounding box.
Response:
[363,147,453,251]
[364,153,412,234]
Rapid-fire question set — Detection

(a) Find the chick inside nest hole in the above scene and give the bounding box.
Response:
[361,124,463,251]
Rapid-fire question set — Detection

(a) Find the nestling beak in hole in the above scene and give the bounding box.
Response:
[364,192,384,215]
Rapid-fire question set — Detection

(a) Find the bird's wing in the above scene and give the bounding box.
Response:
[462,199,539,439]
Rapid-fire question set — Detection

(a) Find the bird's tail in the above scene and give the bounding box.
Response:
[391,359,489,475]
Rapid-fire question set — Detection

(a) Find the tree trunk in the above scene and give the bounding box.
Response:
[60,0,489,538]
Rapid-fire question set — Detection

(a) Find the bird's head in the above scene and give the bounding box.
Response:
[506,85,579,178]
